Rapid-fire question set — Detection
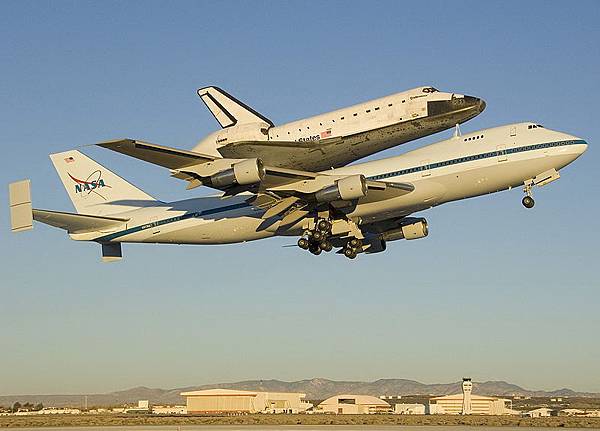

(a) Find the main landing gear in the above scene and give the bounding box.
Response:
[342,237,362,260]
[297,218,333,255]
[522,182,535,209]
[297,217,365,260]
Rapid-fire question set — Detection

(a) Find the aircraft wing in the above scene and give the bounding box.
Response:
[218,137,351,171]
[96,139,414,219]
[249,168,414,227]
[97,139,215,169]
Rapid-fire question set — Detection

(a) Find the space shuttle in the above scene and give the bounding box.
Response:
[194,85,486,171]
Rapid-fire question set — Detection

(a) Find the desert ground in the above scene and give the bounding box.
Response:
[1,414,600,428]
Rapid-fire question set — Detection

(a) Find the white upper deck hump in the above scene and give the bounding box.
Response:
[198,86,274,129]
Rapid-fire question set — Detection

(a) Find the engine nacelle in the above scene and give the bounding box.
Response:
[315,175,368,202]
[381,218,429,241]
[210,158,265,188]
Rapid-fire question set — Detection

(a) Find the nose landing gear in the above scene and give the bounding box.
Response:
[522,195,535,209]
[522,182,535,209]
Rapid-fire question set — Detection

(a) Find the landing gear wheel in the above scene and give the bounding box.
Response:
[343,248,357,259]
[348,238,362,249]
[320,241,333,252]
[309,244,322,255]
[297,238,310,250]
[312,231,324,242]
[522,196,535,209]
[317,219,332,232]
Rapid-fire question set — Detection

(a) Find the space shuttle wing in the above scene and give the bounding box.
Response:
[97,139,215,169]
[217,137,348,171]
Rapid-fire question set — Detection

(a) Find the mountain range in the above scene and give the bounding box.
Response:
[1,378,598,408]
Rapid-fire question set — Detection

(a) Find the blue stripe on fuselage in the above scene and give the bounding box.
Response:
[94,202,249,243]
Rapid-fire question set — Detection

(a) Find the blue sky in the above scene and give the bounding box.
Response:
[1,1,599,395]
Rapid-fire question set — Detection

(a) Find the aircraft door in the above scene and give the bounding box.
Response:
[421,159,431,177]
[496,145,508,162]
[150,216,161,234]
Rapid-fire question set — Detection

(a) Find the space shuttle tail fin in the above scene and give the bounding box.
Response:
[197,86,274,129]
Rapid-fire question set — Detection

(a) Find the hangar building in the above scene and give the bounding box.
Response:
[428,378,513,415]
[316,395,392,414]
[181,389,311,414]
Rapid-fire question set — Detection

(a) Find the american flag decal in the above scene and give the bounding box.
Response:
[64,156,75,163]
[320,129,332,139]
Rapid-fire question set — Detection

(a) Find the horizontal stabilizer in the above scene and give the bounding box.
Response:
[97,139,214,170]
[9,180,33,232]
[33,209,129,234]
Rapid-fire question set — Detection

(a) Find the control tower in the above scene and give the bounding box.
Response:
[461,378,472,415]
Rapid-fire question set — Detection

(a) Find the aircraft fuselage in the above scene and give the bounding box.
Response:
[79,122,587,246]
[195,87,486,171]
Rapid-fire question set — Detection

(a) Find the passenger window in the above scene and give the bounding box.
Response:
[353,113,357,116]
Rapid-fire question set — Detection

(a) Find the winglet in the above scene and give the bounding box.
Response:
[9,180,33,232]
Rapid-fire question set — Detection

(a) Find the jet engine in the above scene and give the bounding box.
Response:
[209,158,265,188]
[381,217,429,241]
[315,175,368,202]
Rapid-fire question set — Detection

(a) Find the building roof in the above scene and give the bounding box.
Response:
[180,389,258,396]
[319,395,391,406]
[180,388,306,397]
[528,407,555,413]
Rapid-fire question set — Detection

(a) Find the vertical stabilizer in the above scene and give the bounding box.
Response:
[49,150,156,216]
[197,86,274,128]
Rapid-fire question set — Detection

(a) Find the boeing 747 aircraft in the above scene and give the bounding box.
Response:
[193,86,485,170]
[9,122,586,261]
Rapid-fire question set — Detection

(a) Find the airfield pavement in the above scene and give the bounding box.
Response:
[1,414,600,428]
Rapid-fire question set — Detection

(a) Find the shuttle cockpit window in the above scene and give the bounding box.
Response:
[422,87,439,93]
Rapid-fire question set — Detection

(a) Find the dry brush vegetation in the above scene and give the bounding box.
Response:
[1,414,600,428]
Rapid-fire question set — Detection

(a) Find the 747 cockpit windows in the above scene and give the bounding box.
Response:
[422,87,439,93]
[528,124,544,129]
